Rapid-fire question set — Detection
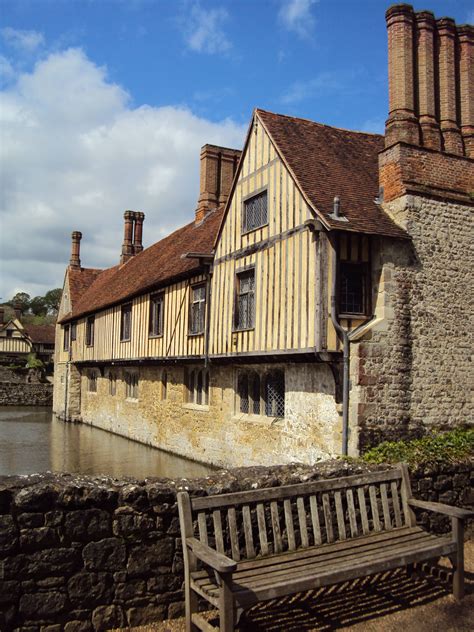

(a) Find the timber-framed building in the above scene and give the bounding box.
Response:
[53,4,473,467]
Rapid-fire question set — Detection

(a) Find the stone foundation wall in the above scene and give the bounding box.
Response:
[353,194,474,451]
[0,383,52,407]
[79,362,341,467]
[0,459,472,631]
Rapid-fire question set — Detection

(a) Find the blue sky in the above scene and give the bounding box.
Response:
[1,0,473,300]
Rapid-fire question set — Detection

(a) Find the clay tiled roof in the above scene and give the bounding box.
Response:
[68,267,103,307]
[24,324,55,344]
[257,109,407,238]
[61,208,223,322]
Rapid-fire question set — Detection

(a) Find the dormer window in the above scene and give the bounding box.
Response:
[243,190,268,233]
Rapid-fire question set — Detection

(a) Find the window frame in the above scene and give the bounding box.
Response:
[184,367,210,408]
[85,315,95,347]
[63,325,70,352]
[188,283,206,336]
[124,371,139,400]
[234,266,256,331]
[236,368,285,419]
[108,371,117,396]
[149,293,164,338]
[242,188,268,234]
[87,370,98,393]
[6,329,13,338]
[337,233,372,318]
[120,303,133,342]
[70,322,77,342]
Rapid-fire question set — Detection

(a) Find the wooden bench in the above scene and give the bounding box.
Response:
[177,465,472,631]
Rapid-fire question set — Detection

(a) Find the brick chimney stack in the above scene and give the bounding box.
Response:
[384,4,473,158]
[13,304,22,322]
[196,145,241,223]
[121,211,135,264]
[69,231,82,268]
[458,25,474,158]
[132,212,145,255]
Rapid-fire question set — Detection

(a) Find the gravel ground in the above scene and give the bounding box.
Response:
[115,540,474,631]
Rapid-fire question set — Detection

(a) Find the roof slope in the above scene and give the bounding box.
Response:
[62,208,223,321]
[257,109,407,238]
[25,324,55,344]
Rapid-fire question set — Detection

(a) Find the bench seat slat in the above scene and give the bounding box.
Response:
[191,469,403,511]
[192,533,455,606]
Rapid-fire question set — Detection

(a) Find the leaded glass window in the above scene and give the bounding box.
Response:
[120,303,132,341]
[243,191,268,232]
[235,269,255,330]
[189,284,206,335]
[149,293,164,337]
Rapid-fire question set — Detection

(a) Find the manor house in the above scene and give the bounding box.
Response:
[53,4,473,467]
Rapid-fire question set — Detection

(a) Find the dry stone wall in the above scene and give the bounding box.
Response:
[0,383,52,407]
[0,458,472,631]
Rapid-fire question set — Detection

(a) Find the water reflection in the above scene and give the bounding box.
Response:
[0,406,213,479]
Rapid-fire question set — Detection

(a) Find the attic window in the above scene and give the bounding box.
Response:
[243,190,268,233]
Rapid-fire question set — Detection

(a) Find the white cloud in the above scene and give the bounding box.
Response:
[1,27,45,53]
[184,2,231,54]
[278,0,318,39]
[0,48,246,299]
[281,72,341,104]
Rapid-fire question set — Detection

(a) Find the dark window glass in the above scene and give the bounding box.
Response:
[243,191,268,232]
[189,285,206,335]
[109,373,116,396]
[339,262,368,315]
[125,372,139,399]
[86,316,95,346]
[265,370,285,417]
[236,269,255,330]
[161,370,167,400]
[88,371,97,393]
[120,303,132,341]
[186,367,209,406]
[6,329,13,338]
[70,322,77,341]
[149,294,164,336]
[63,325,70,351]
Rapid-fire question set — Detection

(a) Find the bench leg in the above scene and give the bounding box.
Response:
[451,517,465,601]
[185,582,199,632]
[219,576,235,632]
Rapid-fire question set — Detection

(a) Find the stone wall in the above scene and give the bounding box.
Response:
[0,383,52,407]
[0,458,472,631]
[77,362,341,467]
[352,194,474,451]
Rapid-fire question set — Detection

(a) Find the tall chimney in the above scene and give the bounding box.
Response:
[69,231,82,268]
[14,304,22,322]
[437,18,464,155]
[132,212,145,255]
[415,11,441,150]
[195,145,241,223]
[121,211,134,264]
[385,4,420,147]
[458,25,474,158]
[0,308,4,325]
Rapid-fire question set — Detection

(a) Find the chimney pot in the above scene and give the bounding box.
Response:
[121,210,135,264]
[132,211,145,255]
[195,145,241,223]
[69,231,82,268]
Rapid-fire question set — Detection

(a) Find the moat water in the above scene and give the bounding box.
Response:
[0,406,214,479]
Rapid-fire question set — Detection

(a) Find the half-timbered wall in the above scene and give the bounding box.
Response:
[58,273,207,364]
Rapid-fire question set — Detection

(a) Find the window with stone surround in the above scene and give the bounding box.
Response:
[236,368,285,418]
[185,367,209,406]
[125,371,139,399]
[88,371,97,393]
[109,372,117,396]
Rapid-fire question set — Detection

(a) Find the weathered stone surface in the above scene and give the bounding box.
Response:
[19,591,67,617]
[0,514,18,552]
[67,572,113,606]
[40,625,62,632]
[92,605,125,632]
[17,513,45,528]
[15,485,57,512]
[127,540,174,576]
[0,382,52,406]
[20,527,59,551]
[113,512,155,537]
[0,579,20,604]
[167,600,185,619]
[36,576,65,588]
[64,509,110,541]
[64,622,93,632]
[5,548,80,579]
[115,579,146,601]
[82,538,126,571]
[126,605,167,627]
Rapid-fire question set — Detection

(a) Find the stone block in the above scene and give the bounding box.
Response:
[17,513,45,528]
[127,540,174,576]
[126,605,167,627]
[64,509,111,542]
[0,579,20,604]
[112,512,155,537]
[167,601,185,619]
[45,511,64,527]
[0,514,18,553]
[20,527,59,552]
[5,548,80,579]
[19,591,67,617]
[92,605,125,631]
[82,538,126,571]
[15,485,57,512]
[67,572,113,607]
[115,579,146,601]
[64,622,93,632]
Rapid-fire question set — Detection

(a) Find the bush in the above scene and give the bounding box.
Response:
[26,353,44,369]
[362,428,474,467]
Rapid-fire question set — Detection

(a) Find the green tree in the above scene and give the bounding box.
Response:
[9,292,30,311]
[44,288,62,313]
[29,296,48,316]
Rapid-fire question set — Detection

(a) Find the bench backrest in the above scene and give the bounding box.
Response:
[178,465,414,562]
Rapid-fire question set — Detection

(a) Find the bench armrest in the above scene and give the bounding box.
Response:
[186,537,237,574]
[408,499,474,520]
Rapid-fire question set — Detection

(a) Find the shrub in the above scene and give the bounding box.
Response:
[362,428,474,467]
